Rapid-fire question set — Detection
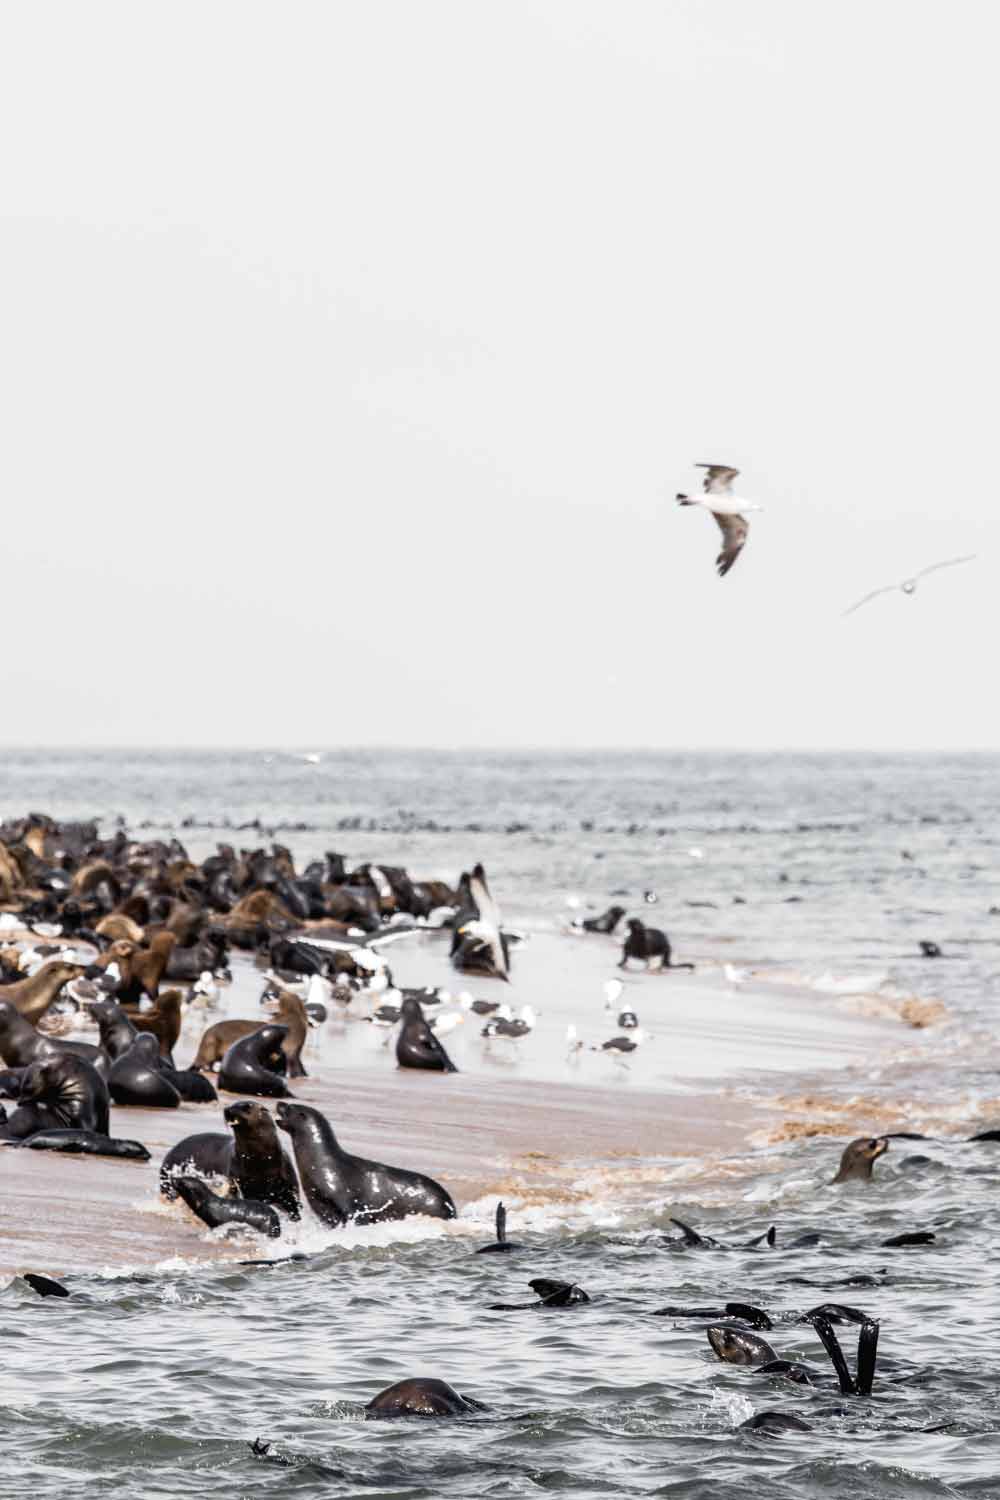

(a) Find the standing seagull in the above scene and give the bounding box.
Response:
[842,556,977,617]
[676,465,762,577]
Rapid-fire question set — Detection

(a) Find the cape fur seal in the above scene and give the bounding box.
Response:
[276,1099,456,1225]
[1,961,85,1024]
[0,1053,110,1139]
[831,1137,889,1184]
[107,1034,182,1108]
[173,1175,280,1238]
[160,1102,300,1220]
[218,1024,293,1098]
[364,1379,487,1419]
[192,990,309,1077]
[618,919,694,971]
[396,996,457,1073]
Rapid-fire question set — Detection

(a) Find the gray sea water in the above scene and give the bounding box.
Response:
[2,749,1000,1498]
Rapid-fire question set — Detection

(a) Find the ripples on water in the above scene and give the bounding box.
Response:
[2,750,999,1497]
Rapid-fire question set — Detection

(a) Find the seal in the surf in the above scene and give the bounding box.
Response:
[218,1025,293,1098]
[396,995,458,1072]
[159,1102,300,1219]
[173,1176,281,1238]
[275,1099,456,1225]
[831,1136,889,1184]
[364,1378,487,1419]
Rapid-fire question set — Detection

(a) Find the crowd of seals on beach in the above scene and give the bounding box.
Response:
[0,810,991,1438]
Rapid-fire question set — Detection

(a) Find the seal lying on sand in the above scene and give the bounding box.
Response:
[160,1101,300,1219]
[618,919,694,971]
[831,1137,889,1184]
[364,1379,487,1419]
[276,1099,456,1225]
[218,1025,293,1098]
[89,998,215,1101]
[173,1175,281,1238]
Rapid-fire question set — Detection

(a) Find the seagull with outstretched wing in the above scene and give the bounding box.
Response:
[675,464,762,577]
[842,555,977,617]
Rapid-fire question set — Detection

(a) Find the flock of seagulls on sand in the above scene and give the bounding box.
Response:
[675,462,977,612]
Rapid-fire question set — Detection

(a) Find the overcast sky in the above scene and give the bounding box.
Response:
[1,2,995,750]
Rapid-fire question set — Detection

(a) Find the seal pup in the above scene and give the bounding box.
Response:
[276,1099,456,1225]
[831,1136,889,1184]
[218,1025,293,1098]
[577,905,626,934]
[364,1378,487,1419]
[617,919,694,972]
[173,1176,281,1239]
[396,996,458,1073]
[107,1034,182,1108]
[476,1201,522,1253]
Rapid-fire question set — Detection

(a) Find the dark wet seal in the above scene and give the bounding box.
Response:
[706,1324,777,1366]
[173,1176,281,1239]
[489,1278,589,1311]
[654,1302,772,1329]
[755,1360,816,1386]
[238,1254,311,1268]
[739,1411,811,1436]
[810,1314,880,1397]
[786,1272,886,1288]
[798,1303,870,1326]
[21,1273,70,1298]
[4,1129,151,1160]
[578,905,626,934]
[919,940,942,957]
[831,1136,889,1184]
[364,1378,488,1419]
[744,1225,777,1248]
[396,995,458,1072]
[967,1129,1000,1142]
[882,1231,936,1247]
[476,1201,522,1254]
[666,1216,722,1248]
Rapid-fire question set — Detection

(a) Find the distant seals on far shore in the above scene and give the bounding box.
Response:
[276,1099,456,1226]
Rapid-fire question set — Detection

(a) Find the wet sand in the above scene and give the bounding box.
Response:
[0,928,911,1277]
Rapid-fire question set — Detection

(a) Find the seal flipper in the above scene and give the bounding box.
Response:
[744,1225,777,1249]
[855,1318,880,1397]
[810,1314,856,1395]
[22,1273,71,1298]
[725,1302,773,1330]
[496,1201,506,1244]
[668,1217,720,1248]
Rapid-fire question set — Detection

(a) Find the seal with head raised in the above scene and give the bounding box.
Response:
[159,1101,300,1220]
[192,990,310,1077]
[831,1136,889,1184]
[276,1099,456,1226]
[108,1034,182,1108]
[218,1024,293,1098]
[0,1053,110,1139]
[0,998,101,1070]
[396,996,457,1073]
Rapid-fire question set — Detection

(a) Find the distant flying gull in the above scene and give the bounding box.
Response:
[675,465,762,577]
[841,556,977,617]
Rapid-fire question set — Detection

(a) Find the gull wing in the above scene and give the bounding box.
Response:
[697,464,740,496]
[913,554,977,582]
[469,863,508,979]
[841,585,897,618]
[712,512,749,577]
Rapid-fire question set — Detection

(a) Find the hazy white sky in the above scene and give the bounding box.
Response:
[1,1,995,749]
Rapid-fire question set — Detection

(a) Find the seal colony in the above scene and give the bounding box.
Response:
[1,808,991,1454]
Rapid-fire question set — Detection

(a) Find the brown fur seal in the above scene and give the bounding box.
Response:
[831,1137,889,1184]
[129,989,184,1059]
[127,931,177,1000]
[159,1101,300,1219]
[192,991,309,1076]
[0,998,100,1069]
[0,961,85,1024]
[94,914,145,944]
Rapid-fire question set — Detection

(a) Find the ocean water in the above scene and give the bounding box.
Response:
[2,749,1000,1498]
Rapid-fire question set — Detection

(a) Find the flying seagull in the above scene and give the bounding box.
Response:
[676,465,762,577]
[842,556,977,617]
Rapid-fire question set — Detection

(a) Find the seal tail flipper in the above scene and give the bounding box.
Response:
[810,1314,856,1395]
[496,1201,507,1244]
[856,1319,880,1397]
[669,1216,707,1247]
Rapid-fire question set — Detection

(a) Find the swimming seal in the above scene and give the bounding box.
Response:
[489,1278,589,1310]
[22,1273,71,1298]
[706,1324,777,1366]
[276,1099,456,1225]
[0,1054,110,1139]
[739,1412,811,1436]
[218,1024,293,1098]
[364,1379,487,1419]
[395,996,457,1073]
[173,1176,280,1238]
[107,1034,182,1108]
[831,1136,889,1184]
[618,920,694,972]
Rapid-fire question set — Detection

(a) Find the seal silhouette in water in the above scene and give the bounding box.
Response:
[218,1025,293,1098]
[364,1379,487,1419]
[396,996,458,1072]
[476,1201,522,1253]
[740,1412,811,1436]
[173,1176,281,1239]
[275,1100,456,1225]
[831,1136,889,1184]
[489,1278,590,1310]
